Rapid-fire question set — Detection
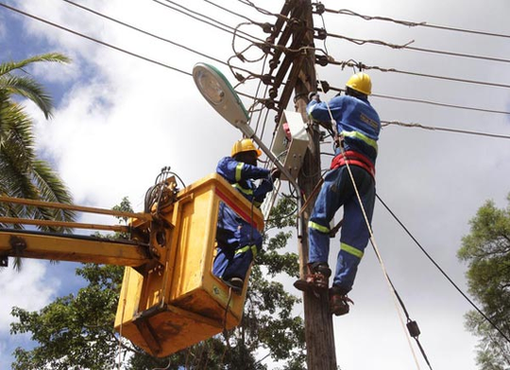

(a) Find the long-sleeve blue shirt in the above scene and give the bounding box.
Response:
[307,95,381,164]
[216,156,273,207]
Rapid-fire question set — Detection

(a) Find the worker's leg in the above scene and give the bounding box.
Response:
[308,168,349,266]
[333,168,375,294]
[222,224,262,281]
[213,203,238,278]
[213,243,234,278]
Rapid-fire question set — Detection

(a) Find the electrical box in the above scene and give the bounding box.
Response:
[271,110,309,180]
[114,174,264,357]
[261,110,309,218]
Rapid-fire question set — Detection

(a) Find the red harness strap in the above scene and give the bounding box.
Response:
[330,150,376,178]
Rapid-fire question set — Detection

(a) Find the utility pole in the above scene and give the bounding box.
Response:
[264,0,337,367]
[293,1,338,369]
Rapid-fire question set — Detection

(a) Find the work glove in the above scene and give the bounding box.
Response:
[270,168,281,182]
[308,91,320,103]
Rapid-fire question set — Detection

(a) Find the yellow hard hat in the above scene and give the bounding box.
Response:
[231,138,262,158]
[345,72,372,95]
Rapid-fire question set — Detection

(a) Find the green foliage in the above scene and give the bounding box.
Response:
[10,196,305,369]
[458,194,510,369]
[10,264,125,370]
[0,53,75,270]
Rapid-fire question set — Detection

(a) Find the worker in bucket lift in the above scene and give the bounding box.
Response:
[294,72,381,316]
[213,138,280,293]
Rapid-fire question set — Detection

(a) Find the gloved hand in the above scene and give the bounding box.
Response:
[270,168,281,182]
[308,91,320,102]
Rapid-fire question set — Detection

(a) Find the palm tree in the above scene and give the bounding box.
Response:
[0,53,76,269]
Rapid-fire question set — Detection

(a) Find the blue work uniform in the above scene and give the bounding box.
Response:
[213,156,273,281]
[307,94,381,295]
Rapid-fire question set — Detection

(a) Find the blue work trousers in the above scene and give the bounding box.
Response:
[309,165,375,294]
[213,204,262,281]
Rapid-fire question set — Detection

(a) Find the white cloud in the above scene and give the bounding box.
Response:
[0,260,59,330]
[4,0,510,368]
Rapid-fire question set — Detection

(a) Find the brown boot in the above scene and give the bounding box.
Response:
[294,263,331,292]
[329,292,354,316]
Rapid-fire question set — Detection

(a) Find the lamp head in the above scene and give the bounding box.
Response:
[192,63,249,129]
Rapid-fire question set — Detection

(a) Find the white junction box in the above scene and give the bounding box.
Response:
[261,110,310,219]
[272,110,310,180]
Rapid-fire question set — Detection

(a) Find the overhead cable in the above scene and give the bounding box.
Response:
[382,120,510,140]
[328,59,510,89]
[376,194,510,345]
[372,93,510,116]
[203,0,260,24]
[153,0,266,44]
[0,2,191,76]
[63,0,230,69]
[325,8,510,39]
[326,32,510,64]
[323,85,510,116]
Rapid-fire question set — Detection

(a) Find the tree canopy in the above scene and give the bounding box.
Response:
[458,194,510,369]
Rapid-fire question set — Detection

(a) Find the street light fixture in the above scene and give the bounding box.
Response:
[192,62,302,233]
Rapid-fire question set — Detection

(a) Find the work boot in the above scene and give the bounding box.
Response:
[223,277,244,295]
[293,263,331,293]
[329,287,353,316]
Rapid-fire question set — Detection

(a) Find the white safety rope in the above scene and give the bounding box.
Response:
[315,76,422,370]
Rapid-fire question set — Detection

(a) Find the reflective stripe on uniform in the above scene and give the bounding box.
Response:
[235,162,244,182]
[309,221,330,234]
[341,242,364,259]
[342,130,378,153]
[235,244,258,258]
[233,183,253,196]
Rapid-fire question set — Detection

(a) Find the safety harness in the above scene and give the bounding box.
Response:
[330,150,376,179]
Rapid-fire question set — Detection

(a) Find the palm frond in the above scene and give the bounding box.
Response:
[0,53,71,77]
[2,75,53,119]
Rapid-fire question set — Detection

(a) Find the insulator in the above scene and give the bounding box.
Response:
[313,2,325,15]
[315,28,327,40]
[261,22,273,34]
[319,80,330,93]
[406,320,421,338]
[269,88,278,99]
[261,74,273,85]
[263,99,275,110]
[316,55,329,66]
[269,58,279,70]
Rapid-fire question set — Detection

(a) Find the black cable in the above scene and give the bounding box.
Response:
[376,193,510,344]
[382,121,510,140]
[0,2,191,76]
[325,85,510,116]
[325,8,510,39]
[64,0,230,68]
[328,59,510,90]
[324,31,510,64]
[153,0,266,44]
[385,276,434,370]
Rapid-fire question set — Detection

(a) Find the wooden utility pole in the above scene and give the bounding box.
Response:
[293,1,338,369]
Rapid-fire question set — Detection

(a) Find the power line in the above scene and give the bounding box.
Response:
[325,32,510,64]
[63,0,230,69]
[376,193,510,345]
[324,85,510,116]
[382,120,510,140]
[328,59,510,90]
[153,0,265,44]
[0,2,191,76]
[324,8,510,39]
[372,93,510,116]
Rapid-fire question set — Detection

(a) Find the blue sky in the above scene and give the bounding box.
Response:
[1,0,510,369]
